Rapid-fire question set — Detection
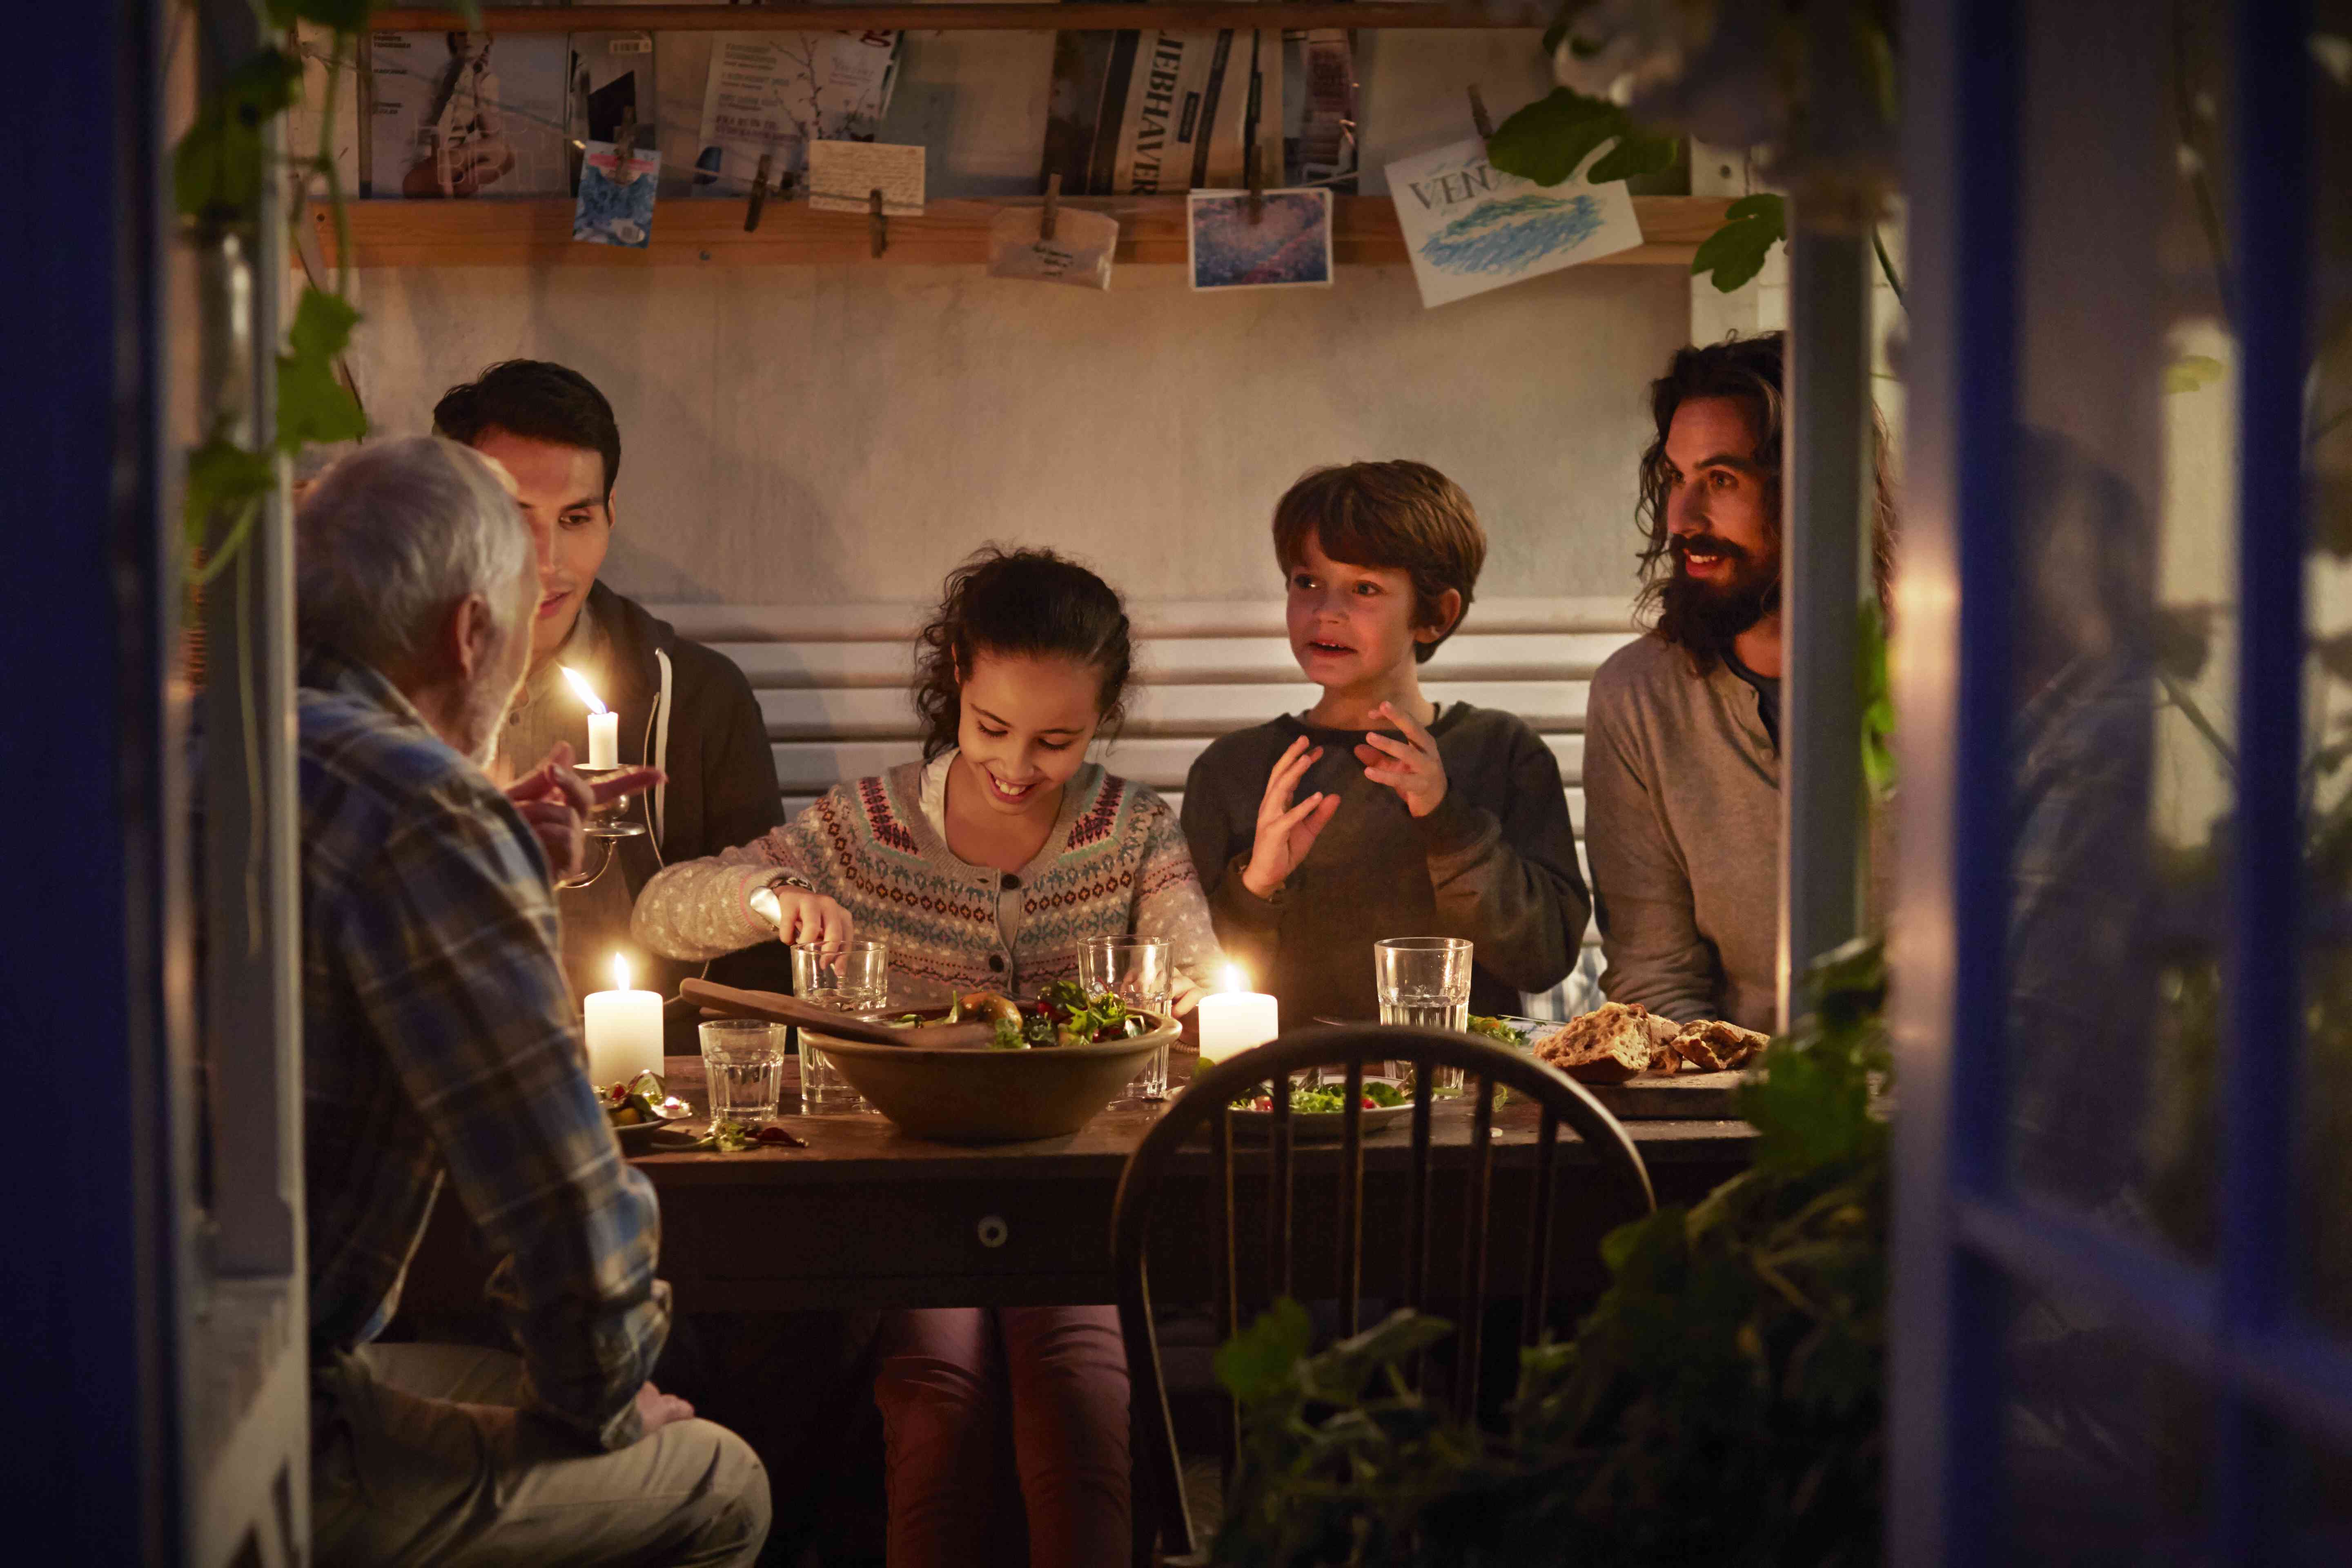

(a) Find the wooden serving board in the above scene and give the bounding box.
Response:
[1579,1070,1746,1120]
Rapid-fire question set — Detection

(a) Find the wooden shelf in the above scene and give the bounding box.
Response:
[314,194,1728,269]
[371,4,1546,32]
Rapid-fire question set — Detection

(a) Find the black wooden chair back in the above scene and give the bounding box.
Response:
[1109,1025,1656,1560]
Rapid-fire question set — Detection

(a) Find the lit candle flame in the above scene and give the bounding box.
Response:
[562,666,609,715]
[610,952,633,992]
[1221,963,1247,994]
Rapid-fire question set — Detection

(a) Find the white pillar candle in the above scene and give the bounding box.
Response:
[585,710,619,770]
[562,665,620,769]
[585,953,663,1088]
[1198,965,1279,1063]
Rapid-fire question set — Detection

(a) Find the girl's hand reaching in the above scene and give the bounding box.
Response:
[749,882,854,948]
[1240,735,1341,899]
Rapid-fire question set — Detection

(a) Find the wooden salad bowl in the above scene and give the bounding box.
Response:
[807,1007,1177,1142]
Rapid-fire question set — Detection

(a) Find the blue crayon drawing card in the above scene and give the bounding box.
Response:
[1384,136,1642,308]
[574,140,660,248]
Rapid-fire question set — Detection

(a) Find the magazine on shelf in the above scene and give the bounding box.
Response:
[569,31,658,193]
[692,31,903,194]
[363,30,571,198]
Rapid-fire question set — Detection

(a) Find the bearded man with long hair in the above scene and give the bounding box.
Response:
[1582,332,1893,1030]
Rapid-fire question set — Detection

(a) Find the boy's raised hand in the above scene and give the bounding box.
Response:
[1241,735,1341,898]
[1356,701,1449,818]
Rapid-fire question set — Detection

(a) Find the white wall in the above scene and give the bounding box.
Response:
[337,28,1692,609]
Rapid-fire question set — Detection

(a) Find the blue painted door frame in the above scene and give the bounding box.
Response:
[1893,0,2349,1561]
[0,0,180,1560]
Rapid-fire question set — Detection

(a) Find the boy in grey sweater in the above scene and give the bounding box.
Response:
[1182,462,1590,1024]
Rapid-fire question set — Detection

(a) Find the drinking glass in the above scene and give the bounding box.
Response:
[1081,935,1172,1100]
[1374,936,1474,1092]
[699,1018,784,1125]
[791,940,889,1113]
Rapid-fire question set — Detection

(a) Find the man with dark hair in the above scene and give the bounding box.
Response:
[1583,332,1893,1031]
[434,360,788,1009]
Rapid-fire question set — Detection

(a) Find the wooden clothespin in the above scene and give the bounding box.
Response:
[869,188,887,258]
[1468,85,1496,142]
[1041,172,1061,242]
[744,151,775,232]
[613,110,640,168]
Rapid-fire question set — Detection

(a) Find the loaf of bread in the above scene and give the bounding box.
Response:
[1536,1002,1662,1084]
[1670,1018,1770,1072]
[1644,1011,1683,1076]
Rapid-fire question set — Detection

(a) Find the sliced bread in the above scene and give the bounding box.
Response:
[1536,1002,1659,1084]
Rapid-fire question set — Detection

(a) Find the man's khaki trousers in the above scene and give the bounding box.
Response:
[311,1343,771,1566]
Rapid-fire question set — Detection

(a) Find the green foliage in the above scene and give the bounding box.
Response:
[270,0,392,28]
[1486,87,1682,189]
[2163,354,2226,394]
[1858,599,1896,800]
[172,9,382,578]
[1692,192,1788,292]
[173,47,303,223]
[278,288,367,449]
[1211,945,1891,1566]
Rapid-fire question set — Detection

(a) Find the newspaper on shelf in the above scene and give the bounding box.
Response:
[1042,25,1284,196]
[691,31,904,194]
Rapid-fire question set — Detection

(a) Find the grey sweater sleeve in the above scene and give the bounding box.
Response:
[1182,742,1285,983]
[1415,722,1589,995]
[1582,673,1720,1025]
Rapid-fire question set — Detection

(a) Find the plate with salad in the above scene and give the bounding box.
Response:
[1227,1078,1417,1140]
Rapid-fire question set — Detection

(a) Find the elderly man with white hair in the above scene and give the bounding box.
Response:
[290,437,770,1566]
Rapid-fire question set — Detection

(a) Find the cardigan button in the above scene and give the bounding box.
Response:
[1000,873,1021,891]
[988,955,1005,973]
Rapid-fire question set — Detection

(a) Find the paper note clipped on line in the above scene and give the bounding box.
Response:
[1383,136,1643,309]
[807,140,926,216]
[986,207,1118,291]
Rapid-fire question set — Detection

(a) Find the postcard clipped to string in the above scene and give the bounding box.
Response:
[807,140,926,216]
[574,141,662,248]
[1383,138,1642,308]
[987,207,1118,291]
[1187,189,1334,293]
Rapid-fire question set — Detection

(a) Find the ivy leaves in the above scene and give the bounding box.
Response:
[1486,87,1682,189]
[278,287,367,450]
[1692,192,1788,292]
[1210,942,1893,1566]
[174,7,392,571]
[173,47,303,224]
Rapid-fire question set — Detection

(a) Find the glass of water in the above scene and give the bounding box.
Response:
[1081,935,1172,1100]
[791,940,889,1114]
[1374,936,1474,1091]
[699,1018,784,1125]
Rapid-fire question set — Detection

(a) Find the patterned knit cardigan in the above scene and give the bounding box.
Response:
[631,760,1223,999]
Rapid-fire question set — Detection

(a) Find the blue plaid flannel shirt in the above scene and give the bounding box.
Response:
[298,649,666,1449]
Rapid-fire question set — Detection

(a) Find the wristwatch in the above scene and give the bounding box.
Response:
[748,870,817,924]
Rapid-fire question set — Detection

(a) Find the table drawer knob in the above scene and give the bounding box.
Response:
[976,1214,1009,1249]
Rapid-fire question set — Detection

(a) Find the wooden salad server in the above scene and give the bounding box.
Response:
[678,978,997,1050]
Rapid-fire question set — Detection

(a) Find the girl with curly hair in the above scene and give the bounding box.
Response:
[633,546,1221,1564]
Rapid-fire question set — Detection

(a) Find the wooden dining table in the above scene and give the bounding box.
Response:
[401,1048,1760,1320]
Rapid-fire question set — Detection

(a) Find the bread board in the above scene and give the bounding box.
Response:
[1578,1069,1746,1120]
[1481,1017,1749,1121]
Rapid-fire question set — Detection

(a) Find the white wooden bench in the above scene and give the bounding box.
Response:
[651,597,1642,1018]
